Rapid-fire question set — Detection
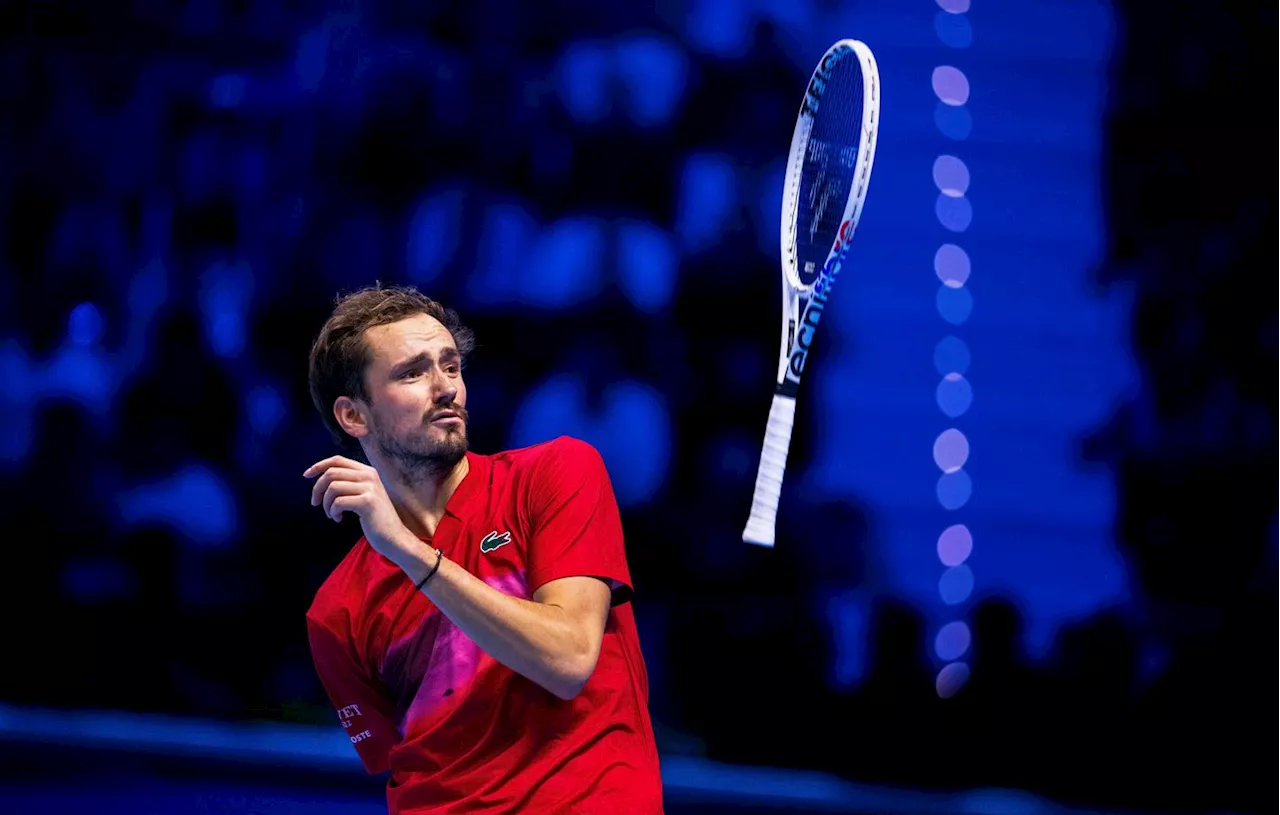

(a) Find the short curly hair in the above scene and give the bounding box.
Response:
[307,283,476,447]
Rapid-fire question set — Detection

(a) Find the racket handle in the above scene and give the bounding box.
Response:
[742,393,797,548]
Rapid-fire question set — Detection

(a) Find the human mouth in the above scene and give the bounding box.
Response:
[430,410,462,426]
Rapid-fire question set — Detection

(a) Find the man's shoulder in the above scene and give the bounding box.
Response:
[483,437,611,509]
[489,435,604,473]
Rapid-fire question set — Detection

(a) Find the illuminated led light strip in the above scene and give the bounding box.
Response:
[931,0,974,700]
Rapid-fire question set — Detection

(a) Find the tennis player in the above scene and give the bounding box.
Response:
[302,284,663,813]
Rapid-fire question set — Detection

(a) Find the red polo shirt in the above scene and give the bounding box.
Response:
[305,436,663,814]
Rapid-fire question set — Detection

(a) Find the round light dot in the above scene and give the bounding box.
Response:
[937,372,974,417]
[934,11,973,48]
[939,564,974,604]
[933,336,970,375]
[933,428,970,474]
[934,244,970,288]
[934,102,972,139]
[935,621,972,661]
[937,524,973,566]
[936,0,971,12]
[931,66,970,106]
[937,469,972,509]
[933,155,970,197]
[935,661,971,698]
[936,285,973,325]
[936,193,973,232]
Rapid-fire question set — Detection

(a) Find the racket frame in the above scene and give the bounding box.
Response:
[743,38,880,548]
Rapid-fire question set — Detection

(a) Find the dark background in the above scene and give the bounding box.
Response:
[0,1,1273,814]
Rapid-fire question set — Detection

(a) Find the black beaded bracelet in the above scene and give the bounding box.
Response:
[415,548,443,591]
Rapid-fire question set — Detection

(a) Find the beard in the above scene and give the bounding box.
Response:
[372,404,470,486]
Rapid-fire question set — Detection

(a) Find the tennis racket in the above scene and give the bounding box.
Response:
[742,39,880,548]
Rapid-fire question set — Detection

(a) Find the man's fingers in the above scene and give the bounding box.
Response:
[327,494,363,524]
[303,456,342,478]
[310,467,366,506]
[305,457,381,522]
[303,455,365,479]
[323,480,366,521]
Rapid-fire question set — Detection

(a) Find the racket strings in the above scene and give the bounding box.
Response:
[794,56,867,287]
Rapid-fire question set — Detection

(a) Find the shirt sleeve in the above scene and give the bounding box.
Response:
[305,613,400,775]
[526,436,634,605]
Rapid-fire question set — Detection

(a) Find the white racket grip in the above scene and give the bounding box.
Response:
[742,393,797,547]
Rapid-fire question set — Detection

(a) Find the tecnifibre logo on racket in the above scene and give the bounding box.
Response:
[833,219,855,252]
[786,219,854,381]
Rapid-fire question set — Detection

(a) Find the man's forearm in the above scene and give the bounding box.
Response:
[386,533,597,700]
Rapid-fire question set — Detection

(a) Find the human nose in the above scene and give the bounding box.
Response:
[430,370,457,404]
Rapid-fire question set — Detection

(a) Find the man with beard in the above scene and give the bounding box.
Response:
[301,284,663,814]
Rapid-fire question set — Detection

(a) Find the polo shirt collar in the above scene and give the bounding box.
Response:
[444,450,489,520]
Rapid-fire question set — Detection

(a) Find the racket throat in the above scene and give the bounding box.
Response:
[779,288,831,400]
